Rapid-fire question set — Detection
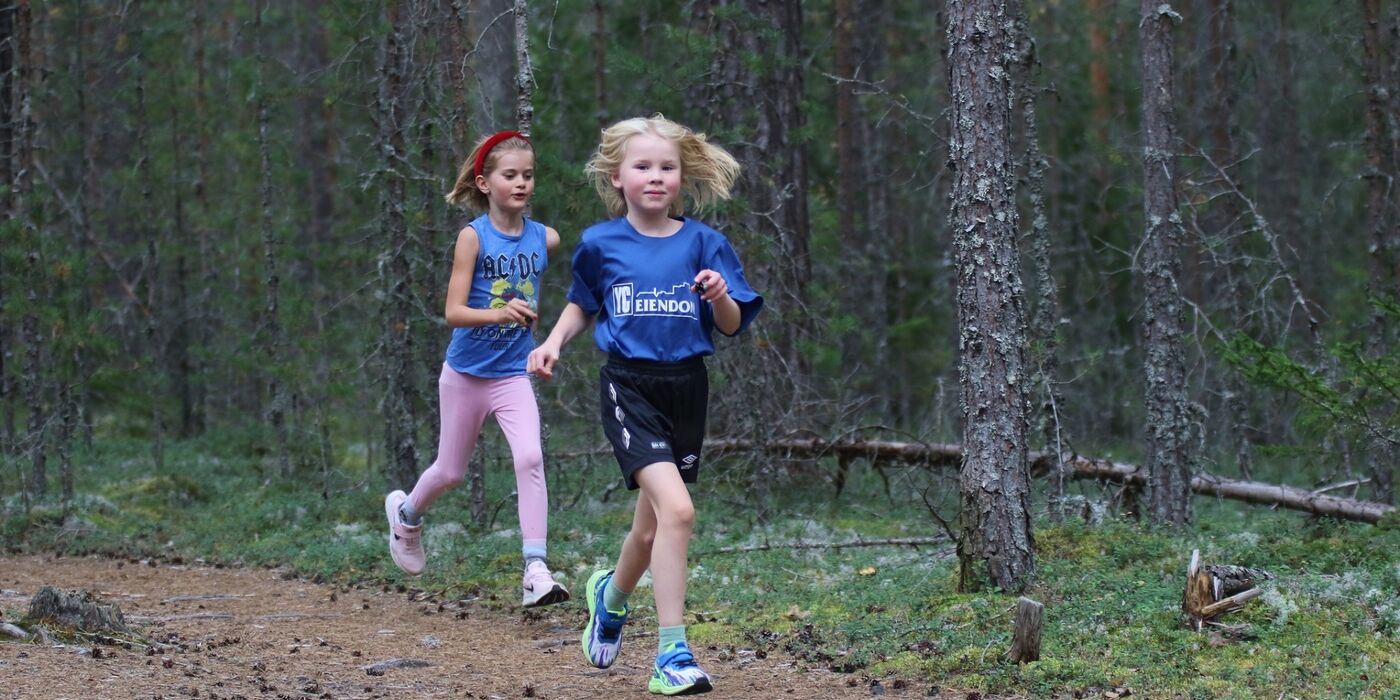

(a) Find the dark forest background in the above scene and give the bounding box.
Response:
[3,0,1397,515]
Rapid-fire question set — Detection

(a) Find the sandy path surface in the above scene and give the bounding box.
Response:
[0,555,954,699]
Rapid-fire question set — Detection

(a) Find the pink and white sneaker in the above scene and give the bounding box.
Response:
[521,559,570,608]
[384,490,425,576]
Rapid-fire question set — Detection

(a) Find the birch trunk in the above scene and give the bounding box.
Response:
[946,0,1035,593]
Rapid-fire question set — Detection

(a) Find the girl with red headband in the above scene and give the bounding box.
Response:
[383,131,570,609]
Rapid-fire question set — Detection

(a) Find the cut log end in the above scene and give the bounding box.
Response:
[1182,553,1270,631]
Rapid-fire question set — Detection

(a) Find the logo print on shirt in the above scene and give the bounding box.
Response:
[469,278,535,348]
[609,282,699,319]
[612,283,634,316]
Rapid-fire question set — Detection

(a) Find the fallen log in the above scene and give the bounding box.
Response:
[697,437,1396,524]
[1055,452,1395,524]
[707,437,964,467]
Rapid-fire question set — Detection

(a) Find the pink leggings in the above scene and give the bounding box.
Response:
[407,365,548,544]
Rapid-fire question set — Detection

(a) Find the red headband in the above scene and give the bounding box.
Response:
[474,131,529,178]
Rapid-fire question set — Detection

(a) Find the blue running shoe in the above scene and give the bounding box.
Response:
[581,569,629,668]
[648,641,712,695]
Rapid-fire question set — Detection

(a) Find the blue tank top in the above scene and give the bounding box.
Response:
[445,214,549,378]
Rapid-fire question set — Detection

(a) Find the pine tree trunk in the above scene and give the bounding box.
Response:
[592,0,607,130]
[301,0,336,285]
[13,0,45,498]
[1086,0,1111,146]
[1261,1,1302,249]
[682,0,811,445]
[760,0,811,380]
[0,1,11,221]
[295,0,338,472]
[129,0,170,474]
[169,104,196,439]
[1360,0,1396,504]
[21,291,44,499]
[1363,0,1397,313]
[58,383,75,505]
[835,0,888,415]
[947,0,1035,594]
[71,2,94,450]
[1199,0,1254,480]
[1139,0,1193,525]
[468,0,515,129]
[189,0,211,434]
[380,0,420,488]
[1012,0,1067,520]
[446,0,472,160]
[254,1,291,476]
[0,0,15,457]
[858,0,894,420]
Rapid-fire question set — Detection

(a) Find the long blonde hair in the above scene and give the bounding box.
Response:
[445,133,534,212]
[584,114,740,218]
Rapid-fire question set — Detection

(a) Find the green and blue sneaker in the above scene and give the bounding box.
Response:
[648,641,712,695]
[581,569,629,668]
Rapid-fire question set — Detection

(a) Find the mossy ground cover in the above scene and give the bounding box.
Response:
[4,435,1397,698]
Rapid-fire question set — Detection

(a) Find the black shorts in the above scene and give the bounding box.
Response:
[599,354,709,490]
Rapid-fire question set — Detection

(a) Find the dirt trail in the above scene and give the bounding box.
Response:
[0,555,949,699]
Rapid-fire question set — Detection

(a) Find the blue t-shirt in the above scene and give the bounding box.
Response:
[445,214,549,377]
[567,217,763,362]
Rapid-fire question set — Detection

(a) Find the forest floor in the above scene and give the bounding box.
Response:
[0,555,983,700]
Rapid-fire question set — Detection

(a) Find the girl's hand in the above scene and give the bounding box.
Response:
[692,270,729,303]
[498,298,539,327]
[527,344,560,380]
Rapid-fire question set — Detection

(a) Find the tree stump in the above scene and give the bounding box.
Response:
[25,587,134,636]
[1182,549,1271,631]
[1006,596,1044,662]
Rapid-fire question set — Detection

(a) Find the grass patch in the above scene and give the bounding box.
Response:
[3,435,1397,697]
